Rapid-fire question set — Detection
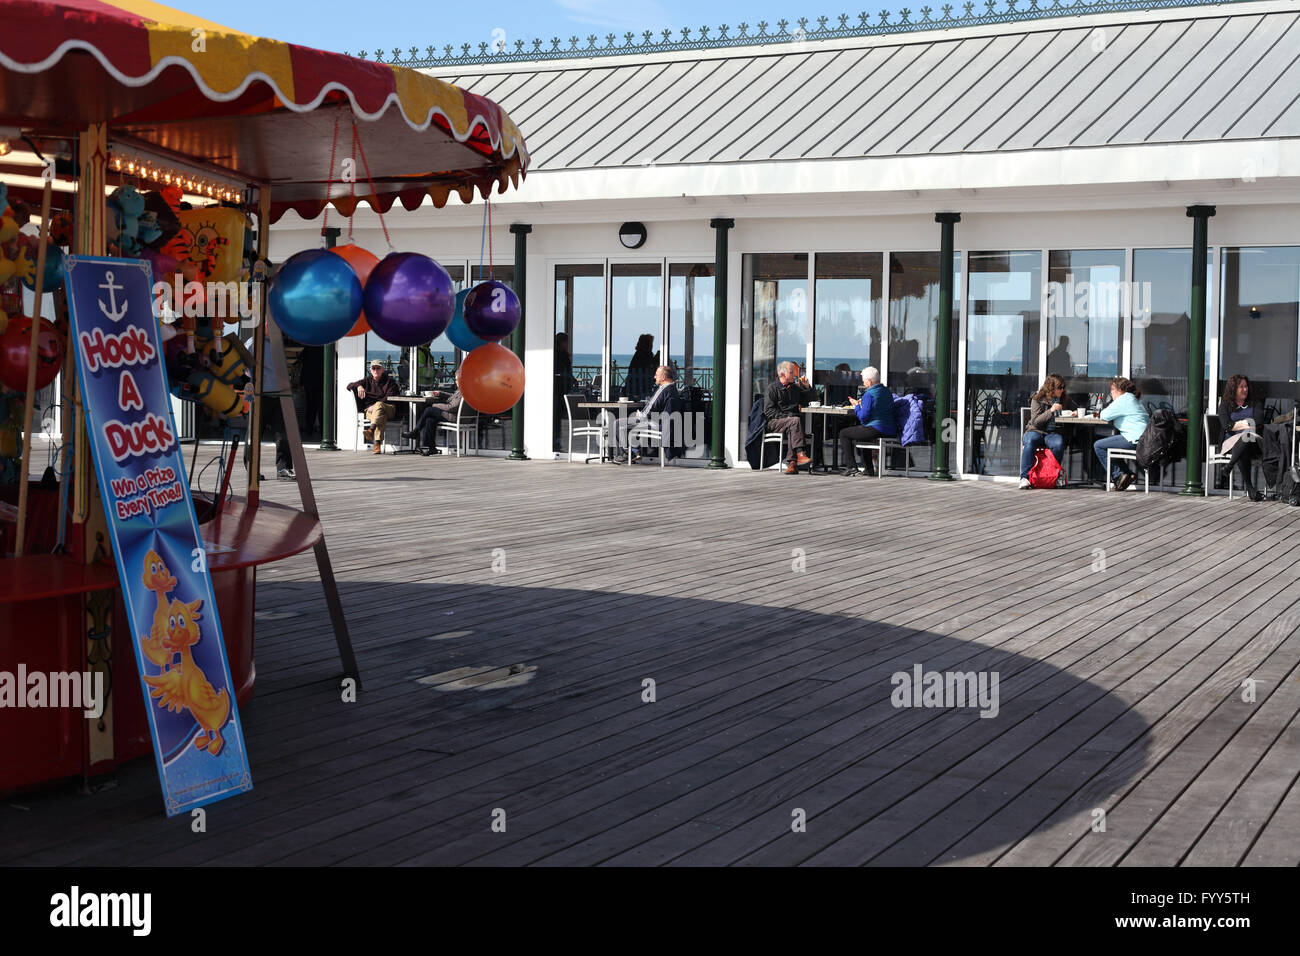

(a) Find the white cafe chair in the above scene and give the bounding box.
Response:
[564,393,605,463]
[1203,412,1236,499]
[627,417,667,468]
[1105,447,1149,494]
[437,402,479,457]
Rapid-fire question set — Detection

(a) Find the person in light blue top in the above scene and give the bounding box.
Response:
[838,366,898,476]
[1094,376,1150,490]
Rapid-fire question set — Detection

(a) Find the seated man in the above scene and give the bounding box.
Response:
[346,359,399,454]
[404,389,464,456]
[614,365,679,463]
[837,366,897,477]
[764,361,815,474]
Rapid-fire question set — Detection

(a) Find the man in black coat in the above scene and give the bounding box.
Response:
[764,361,815,474]
[614,365,680,463]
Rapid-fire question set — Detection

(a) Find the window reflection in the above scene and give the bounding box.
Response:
[814,253,881,405]
[554,264,604,453]
[1219,246,1300,417]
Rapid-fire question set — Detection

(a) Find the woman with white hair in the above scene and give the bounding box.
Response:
[838,366,897,476]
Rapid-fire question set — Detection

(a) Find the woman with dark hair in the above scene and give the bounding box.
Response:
[1018,373,1076,489]
[1218,374,1265,501]
[1094,377,1150,490]
[625,333,659,400]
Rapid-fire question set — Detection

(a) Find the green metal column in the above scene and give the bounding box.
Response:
[508,223,531,460]
[709,217,734,469]
[1181,204,1215,495]
[931,213,960,481]
[319,226,340,450]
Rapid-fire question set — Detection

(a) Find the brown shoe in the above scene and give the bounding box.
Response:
[783,461,798,475]
[795,452,812,467]
[372,442,382,455]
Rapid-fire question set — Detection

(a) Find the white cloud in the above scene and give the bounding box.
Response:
[554,0,675,32]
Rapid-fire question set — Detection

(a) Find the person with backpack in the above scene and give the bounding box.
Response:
[1217,373,1265,501]
[1019,373,1076,489]
[1094,377,1150,491]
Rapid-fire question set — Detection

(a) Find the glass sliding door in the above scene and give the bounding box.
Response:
[887,251,960,474]
[668,263,715,460]
[1219,246,1300,417]
[610,263,663,400]
[744,253,809,410]
[966,250,1041,476]
[553,264,605,453]
[814,253,882,404]
[1046,250,1123,409]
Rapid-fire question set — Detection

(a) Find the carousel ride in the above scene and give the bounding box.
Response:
[0,0,529,804]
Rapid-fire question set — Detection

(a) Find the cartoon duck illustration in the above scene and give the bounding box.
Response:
[140,549,178,672]
[142,598,231,757]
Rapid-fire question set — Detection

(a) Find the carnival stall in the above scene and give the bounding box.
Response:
[0,0,528,812]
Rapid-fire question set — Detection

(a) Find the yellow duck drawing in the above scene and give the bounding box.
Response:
[140,550,178,672]
[142,598,231,757]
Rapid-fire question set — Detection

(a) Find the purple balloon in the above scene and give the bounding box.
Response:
[463,280,521,342]
[364,252,455,347]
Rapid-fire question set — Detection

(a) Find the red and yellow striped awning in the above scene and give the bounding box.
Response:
[0,0,529,220]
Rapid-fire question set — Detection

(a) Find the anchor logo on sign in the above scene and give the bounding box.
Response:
[98,270,129,323]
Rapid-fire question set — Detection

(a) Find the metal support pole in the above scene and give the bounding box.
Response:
[932,212,960,481]
[319,226,340,450]
[709,217,734,469]
[509,223,531,460]
[1182,204,1215,495]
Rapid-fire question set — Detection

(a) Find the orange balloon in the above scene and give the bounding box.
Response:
[456,343,524,415]
[329,244,380,336]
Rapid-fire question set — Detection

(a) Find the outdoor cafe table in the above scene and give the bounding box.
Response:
[802,404,854,472]
[386,394,438,453]
[577,399,645,463]
[1053,413,1116,485]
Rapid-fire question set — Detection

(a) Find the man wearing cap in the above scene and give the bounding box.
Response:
[347,360,400,454]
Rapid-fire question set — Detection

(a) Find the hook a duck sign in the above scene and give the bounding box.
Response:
[64,255,253,816]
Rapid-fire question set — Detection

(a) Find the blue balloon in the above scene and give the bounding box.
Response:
[446,288,487,352]
[268,249,363,345]
[21,243,65,293]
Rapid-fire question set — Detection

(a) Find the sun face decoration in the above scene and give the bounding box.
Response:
[182,221,229,280]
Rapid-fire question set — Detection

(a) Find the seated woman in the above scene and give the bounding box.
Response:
[1218,373,1265,501]
[1019,373,1076,489]
[402,388,463,456]
[838,366,897,476]
[1093,377,1150,491]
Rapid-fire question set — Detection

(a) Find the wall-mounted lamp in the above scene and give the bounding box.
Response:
[619,221,647,249]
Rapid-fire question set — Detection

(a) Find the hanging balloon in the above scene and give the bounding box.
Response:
[329,243,381,337]
[0,316,64,391]
[445,288,487,353]
[463,280,521,342]
[456,342,524,415]
[363,252,454,347]
[20,242,65,293]
[267,249,363,346]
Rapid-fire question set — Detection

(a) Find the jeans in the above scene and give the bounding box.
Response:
[1020,430,1065,479]
[1094,434,1136,479]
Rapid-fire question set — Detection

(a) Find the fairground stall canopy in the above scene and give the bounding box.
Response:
[0,0,529,215]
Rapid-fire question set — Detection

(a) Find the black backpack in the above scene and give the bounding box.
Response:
[1135,408,1185,471]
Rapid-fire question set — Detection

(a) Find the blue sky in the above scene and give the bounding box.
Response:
[182,0,901,56]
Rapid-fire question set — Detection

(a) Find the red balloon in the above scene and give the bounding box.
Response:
[456,343,524,415]
[0,316,64,391]
[330,244,380,337]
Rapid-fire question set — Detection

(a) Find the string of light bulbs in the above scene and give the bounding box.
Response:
[108,151,241,202]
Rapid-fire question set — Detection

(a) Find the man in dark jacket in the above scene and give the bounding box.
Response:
[764,361,815,474]
[614,365,680,462]
[347,359,399,454]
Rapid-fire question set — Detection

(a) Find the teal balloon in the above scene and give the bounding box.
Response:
[268,249,363,345]
[22,243,65,293]
[446,288,487,352]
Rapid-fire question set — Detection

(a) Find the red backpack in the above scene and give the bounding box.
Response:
[1027,448,1067,489]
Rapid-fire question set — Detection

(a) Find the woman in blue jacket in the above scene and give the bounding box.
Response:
[838,366,897,476]
[1094,377,1150,491]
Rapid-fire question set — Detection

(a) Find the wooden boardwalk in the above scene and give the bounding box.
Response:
[3,449,1298,866]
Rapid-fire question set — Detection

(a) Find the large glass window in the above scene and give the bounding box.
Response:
[814,253,882,404]
[1131,249,1213,418]
[1046,249,1123,408]
[1219,246,1300,416]
[966,251,1041,476]
[610,263,663,400]
[745,253,809,405]
[553,264,605,453]
[887,251,960,474]
[669,263,715,461]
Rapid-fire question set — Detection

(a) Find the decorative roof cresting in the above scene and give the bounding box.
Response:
[346,0,1263,67]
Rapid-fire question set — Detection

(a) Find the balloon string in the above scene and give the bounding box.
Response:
[322,105,341,240]
[478,200,487,284]
[487,197,493,281]
[352,124,393,251]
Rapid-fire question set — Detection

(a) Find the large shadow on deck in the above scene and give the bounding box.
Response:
[246,580,1153,867]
